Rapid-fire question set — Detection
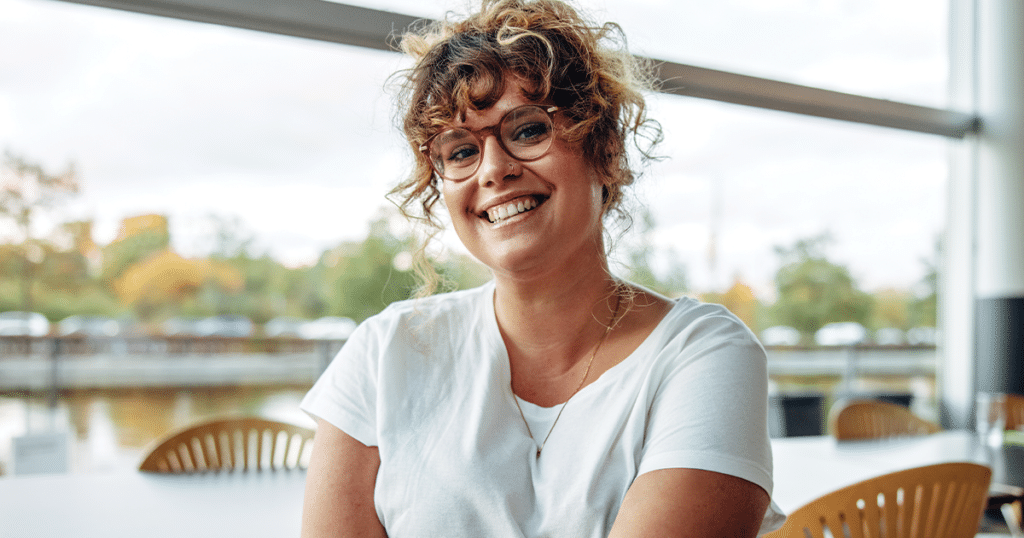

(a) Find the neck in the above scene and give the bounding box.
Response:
[493,257,621,402]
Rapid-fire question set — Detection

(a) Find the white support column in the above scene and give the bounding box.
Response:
[943,0,1024,428]
[974,0,1024,398]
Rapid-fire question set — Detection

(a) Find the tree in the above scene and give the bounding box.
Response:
[907,238,939,328]
[703,277,760,332]
[324,210,420,322]
[101,214,171,286]
[618,208,688,297]
[0,150,79,312]
[768,234,873,343]
[869,288,911,330]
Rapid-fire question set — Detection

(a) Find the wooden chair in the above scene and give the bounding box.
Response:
[139,417,314,473]
[1006,393,1024,432]
[829,399,942,441]
[765,462,992,538]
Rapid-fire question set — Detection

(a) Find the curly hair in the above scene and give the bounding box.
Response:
[388,0,661,293]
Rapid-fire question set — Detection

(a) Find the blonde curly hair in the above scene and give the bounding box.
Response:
[388,0,661,294]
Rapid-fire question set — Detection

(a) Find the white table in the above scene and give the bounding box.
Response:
[0,470,307,538]
[1,433,1018,537]
[771,430,1024,512]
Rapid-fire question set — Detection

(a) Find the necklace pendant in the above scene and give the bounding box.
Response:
[536,447,542,458]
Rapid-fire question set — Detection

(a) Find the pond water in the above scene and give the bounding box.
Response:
[0,372,936,476]
[0,385,315,476]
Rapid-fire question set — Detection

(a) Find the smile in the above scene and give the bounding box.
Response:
[483,196,544,223]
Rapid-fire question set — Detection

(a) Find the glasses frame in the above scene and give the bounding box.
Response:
[419,105,560,181]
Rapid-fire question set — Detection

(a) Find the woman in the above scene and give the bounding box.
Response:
[300,1,784,536]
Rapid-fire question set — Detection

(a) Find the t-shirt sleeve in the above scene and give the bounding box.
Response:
[638,307,778,486]
[636,309,785,533]
[300,318,380,447]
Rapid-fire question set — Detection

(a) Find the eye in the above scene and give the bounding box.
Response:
[431,129,480,168]
[502,107,553,149]
[508,121,551,145]
[445,142,480,164]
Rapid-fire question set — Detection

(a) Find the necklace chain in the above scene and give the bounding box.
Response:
[513,290,622,457]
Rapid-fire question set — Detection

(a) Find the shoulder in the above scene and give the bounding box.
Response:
[637,295,766,373]
[663,296,761,346]
[354,281,494,343]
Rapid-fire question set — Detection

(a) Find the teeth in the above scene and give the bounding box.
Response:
[487,198,537,223]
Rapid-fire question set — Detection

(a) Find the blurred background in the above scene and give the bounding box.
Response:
[1,0,950,475]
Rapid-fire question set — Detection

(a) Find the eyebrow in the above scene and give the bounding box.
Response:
[435,128,476,146]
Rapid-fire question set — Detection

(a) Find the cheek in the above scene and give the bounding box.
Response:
[441,182,474,229]
[440,181,459,213]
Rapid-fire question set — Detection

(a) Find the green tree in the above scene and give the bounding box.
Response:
[768,234,873,344]
[907,238,939,328]
[0,150,79,312]
[619,208,688,296]
[324,211,420,322]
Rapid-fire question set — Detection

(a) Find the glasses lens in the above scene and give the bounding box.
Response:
[425,105,555,181]
[427,129,480,181]
[501,106,554,161]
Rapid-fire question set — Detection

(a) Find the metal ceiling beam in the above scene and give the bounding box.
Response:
[654,62,978,139]
[53,0,980,138]
[52,0,423,51]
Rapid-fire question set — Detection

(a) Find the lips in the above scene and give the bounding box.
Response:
[482,196,544,223]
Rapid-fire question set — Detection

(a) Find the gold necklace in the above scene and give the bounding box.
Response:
[513,291,622,458]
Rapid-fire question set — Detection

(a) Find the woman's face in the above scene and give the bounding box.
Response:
[440,80,606,281]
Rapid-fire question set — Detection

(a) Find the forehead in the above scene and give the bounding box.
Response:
[453,82,532,130]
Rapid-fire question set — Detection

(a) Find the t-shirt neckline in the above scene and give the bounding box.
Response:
[485,281,686,409]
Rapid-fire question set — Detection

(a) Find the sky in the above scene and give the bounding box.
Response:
[0,0,952,298]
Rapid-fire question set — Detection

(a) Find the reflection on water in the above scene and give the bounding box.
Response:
[0,385,314,476]
[0,373,937,476]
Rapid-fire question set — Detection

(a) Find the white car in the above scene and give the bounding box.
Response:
[0,311,51,336]
[814,322,867,346]
[873,327,905,345]
[196,315,254,337]
[760,326,802,346]
[58,315,123,337]
[906,326,938,345]
[299,316,356,340]
[264,316,306,338]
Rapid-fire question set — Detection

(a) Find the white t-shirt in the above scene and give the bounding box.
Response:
[301,281,786,537]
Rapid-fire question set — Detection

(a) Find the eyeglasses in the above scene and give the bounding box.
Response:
[420,105,559,181]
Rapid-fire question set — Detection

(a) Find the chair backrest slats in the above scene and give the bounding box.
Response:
[829,399,942,441]
[765,462,991,538]
[1006,394,1024,431]
[139,417,315,473]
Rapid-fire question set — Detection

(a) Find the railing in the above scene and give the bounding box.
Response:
[0,336,936,391]
[0,335,345,390]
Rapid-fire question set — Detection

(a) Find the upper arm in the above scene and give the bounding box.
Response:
[609,468,770,538]
[301,417,386,538]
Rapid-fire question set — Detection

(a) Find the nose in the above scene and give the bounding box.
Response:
[474,134,520,187]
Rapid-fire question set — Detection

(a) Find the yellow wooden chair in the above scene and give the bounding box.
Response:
[829,399,942,441]
[1006,393,1024,432]
[766,462,992,538]
[139,417,314,473]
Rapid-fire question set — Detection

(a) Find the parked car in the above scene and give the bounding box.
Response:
[58,315,124,337]
[814,322,867,346]
[162,316,203,336]
[0,311,50,336]
[873,327,905,345]
[906,326,938,345]
[264,316,306,338]
[299,316,356,340]
[760,326,802,346]
[195,315,254,338]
